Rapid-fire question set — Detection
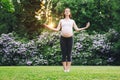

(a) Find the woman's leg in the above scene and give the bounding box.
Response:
[60,36,67,71]
[62,62,67,72]
[66,37,73,72]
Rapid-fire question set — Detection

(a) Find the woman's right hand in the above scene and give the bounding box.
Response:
[43,24,47,27]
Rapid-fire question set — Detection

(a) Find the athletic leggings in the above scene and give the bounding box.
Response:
[60,36,73,62]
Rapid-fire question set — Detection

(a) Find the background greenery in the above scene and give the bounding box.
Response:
[0,0,120,66]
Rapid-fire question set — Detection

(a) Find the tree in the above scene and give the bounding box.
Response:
[12,0,43,39]
[0,0,16,34]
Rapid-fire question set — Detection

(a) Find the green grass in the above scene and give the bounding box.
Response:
[0,66,120,80]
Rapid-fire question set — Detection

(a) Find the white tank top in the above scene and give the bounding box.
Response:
[60,19,74,37]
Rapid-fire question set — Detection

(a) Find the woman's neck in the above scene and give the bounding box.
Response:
[65,16,70,19]
[65,17,70,19]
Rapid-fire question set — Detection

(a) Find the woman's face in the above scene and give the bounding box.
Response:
[64,8,71,17]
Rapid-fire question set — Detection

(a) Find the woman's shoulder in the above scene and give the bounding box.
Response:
[60,19,64,21]
[70,19,75,22]
[70,19,74,21]
[59,19,65,23]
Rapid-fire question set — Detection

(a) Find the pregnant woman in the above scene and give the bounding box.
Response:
[44,8,90,72]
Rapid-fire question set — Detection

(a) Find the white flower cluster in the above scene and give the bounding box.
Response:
[0,33,47,65]
[92,34,111,53]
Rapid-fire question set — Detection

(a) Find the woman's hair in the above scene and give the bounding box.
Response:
[63,8,72,18]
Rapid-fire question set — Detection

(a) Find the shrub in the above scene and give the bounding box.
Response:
[0,29,120,65]
[0,33,47,65]
[73,31,111,65]
[36,31,61,65]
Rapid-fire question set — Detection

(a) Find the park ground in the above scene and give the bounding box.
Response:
[0,66,120,80]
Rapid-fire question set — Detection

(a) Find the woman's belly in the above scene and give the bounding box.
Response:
[61,28,73,37]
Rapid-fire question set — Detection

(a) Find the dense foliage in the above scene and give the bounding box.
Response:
[0,29,120,65]
[1,0,120,36]
[53,0,120,33]
[0,0,43,39]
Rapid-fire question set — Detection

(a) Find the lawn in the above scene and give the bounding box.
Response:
[0,66,120,80]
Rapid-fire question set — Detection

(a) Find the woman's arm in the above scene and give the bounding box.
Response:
[44,21,61,32]
[73,21,90,31]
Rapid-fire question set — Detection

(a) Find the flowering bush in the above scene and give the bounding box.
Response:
[0,33,47,65]
[106,29,120,65]
[0,29,119,65]
[36,31,61,65]
[73,30,112,65]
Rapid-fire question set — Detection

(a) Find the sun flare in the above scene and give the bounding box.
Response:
[48,22,55,28]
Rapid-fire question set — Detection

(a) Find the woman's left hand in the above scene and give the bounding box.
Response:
[86,22,90,28]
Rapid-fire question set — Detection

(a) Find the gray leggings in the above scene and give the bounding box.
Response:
[60,36,73,62]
